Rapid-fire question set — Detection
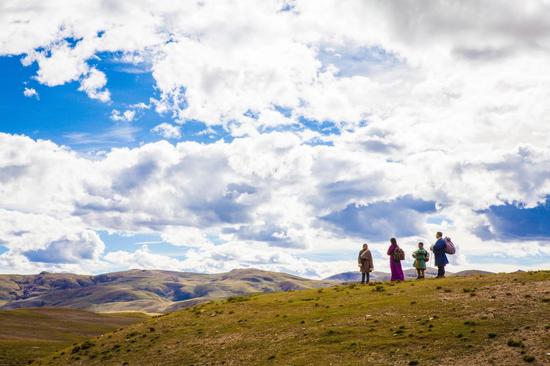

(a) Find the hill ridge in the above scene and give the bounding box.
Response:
[0,268,332,313]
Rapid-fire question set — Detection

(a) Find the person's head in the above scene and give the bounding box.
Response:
[390,237,397,245]
[418,242,424,248]
[362,243,368,250]
[436,231,443,239]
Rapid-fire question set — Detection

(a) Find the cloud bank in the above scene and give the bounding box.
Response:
[1,1,550,276]
[0,131,548,277]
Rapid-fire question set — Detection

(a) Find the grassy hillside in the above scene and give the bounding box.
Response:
[35,271,549,366]
[0,269,332,313]
[0,308,148,366]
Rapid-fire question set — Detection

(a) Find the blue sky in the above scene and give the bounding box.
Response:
[0,55,232,150]
[0,1,549,277]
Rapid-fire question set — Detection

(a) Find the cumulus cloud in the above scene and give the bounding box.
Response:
[23,41,90,86]
[480,198,550,241]
[322,196,436,241]
[0,208,106,272]
[23,87,39,99]
[104,245,185,271]
[4,1,550,123]
[78,68,110,102]
[160,226,212,248]
[111,109,136,122]
[150,123,181,139]
[24,231,105,264]
[1,130,549,276]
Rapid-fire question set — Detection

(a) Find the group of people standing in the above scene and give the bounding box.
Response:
[357,232,450,283]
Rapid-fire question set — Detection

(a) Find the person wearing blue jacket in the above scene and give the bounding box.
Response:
[431,231,448,278]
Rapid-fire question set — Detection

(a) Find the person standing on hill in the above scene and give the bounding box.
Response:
[358,243,374,284]
[431,232,449,278]
[412,242,429,279]
[387,237,405,281]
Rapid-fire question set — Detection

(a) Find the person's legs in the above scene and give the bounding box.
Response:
[420,269,425,279]
[366,272,370,284]
[416,269,421,279]
[437,266,445,278]
[361,272,366,284]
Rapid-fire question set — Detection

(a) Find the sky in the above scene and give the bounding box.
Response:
[0,0,549,278]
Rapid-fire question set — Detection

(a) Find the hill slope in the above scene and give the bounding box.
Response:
[452,270,494,277]
[0,269,332,313]
[36,271,550,366]
[0,308,147,366]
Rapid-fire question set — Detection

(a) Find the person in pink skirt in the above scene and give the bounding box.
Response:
[387,237,405,281]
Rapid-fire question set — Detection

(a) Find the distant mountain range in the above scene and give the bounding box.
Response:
[324,268,494,282]
[0,269,333,313]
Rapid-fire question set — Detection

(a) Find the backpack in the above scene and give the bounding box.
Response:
[393,247,405,261]
[416,249,429,261]
[444,237,456,255]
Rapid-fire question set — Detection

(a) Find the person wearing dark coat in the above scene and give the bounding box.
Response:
[358,243,374,284]
[431,231,449,278]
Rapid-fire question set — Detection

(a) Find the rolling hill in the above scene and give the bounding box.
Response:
[0,308,147,366]
[33,270,550,366]
[0,269,333,313]
[452,270,495,277]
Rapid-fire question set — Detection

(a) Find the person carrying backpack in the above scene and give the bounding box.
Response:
[412,242,429,279]
[431,232,449,278]
[387,237,405,281]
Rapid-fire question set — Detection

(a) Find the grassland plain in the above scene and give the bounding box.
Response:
[34,271,549,366]
[0,308,148,366]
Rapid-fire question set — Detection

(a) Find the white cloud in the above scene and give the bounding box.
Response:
[160,226,213,248]
[78,67,110,102]
[23,41,91,86]
[111,109,136,122]
[5,0,550,123]
[151,123,181,139]
[23,87,39,99]
[104,245,185,271]
[24,231,105,264]
[0,131,549,276]
[130,102,150,110]
[0,208,106,273]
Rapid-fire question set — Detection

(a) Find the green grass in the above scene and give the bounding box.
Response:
[0,308,148,366]
[31,271,550,366]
